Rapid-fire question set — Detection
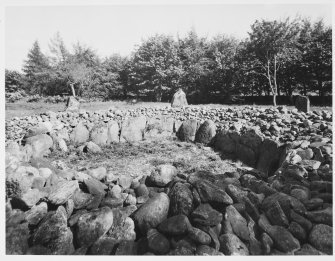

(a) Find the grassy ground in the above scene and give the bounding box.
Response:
[5,99,332,119]
[49,138,240,179]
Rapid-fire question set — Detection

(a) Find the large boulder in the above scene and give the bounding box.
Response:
[75,207,114,247]
[131,192,170,234]
[90,125,109,146]
[65,96,80,112]
[258,214,300,253]
[31,207,74,254]
[177,119,198,142]
[145,117,174,140]
[195,120,216,145]
[171,89,188,107]
[107,120,119,143]
[47,180,79,205]
[308,224,333,254]
[25,134,53,158]
[256,138,282,177]
[6,222,30,254]
[169,182,194,216]
[70,122,89,145]
[225,205,250,241]
[120,116,146,143]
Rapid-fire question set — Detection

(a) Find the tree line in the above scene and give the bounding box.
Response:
[5,17,332,105]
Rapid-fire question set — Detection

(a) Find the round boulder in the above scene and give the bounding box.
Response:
[131,192,170,235]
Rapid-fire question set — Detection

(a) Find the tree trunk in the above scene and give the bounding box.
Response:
[70,83,76,97]
[303,82,307,96]
[318,79,323,97]
[272,93,277,106]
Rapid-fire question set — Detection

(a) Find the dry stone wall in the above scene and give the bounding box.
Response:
[5,105,333,255]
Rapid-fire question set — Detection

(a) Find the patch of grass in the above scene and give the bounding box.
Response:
[48,138,238,179]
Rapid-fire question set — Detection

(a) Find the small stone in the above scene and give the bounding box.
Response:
[135,184,149,197]
[265,200,289,227]
[25,202,48,225]
[147,229,170,255]
[188,227,212,245]
[118,176,133,189]
[148,164,177,187]
[47,180,79,205]
[110,185,122,199]
[191,203,223,226]
[288,222,307,242]
[158,214,191,236]
[87,167,107,180]
[219,233,249,255]
[225,205,250,241]
[305,207,332,226]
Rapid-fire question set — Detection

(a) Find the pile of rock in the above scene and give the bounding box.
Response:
[5,110,333,255]
[6,106,332,144]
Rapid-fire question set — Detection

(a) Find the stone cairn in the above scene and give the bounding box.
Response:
[5,106,333,255]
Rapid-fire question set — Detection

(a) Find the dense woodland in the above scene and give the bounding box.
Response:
[5,17,332,105]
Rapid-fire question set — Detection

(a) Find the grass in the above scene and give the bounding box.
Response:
[5,99,332,119]
[49,138,239,180]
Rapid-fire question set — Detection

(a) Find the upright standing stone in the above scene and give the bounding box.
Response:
[65,96,80,112]
[295,95,310,113]
[171,89,188,107]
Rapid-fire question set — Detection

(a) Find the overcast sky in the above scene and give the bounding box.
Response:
[5,4,332,71]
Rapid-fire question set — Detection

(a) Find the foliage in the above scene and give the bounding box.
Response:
[27,94,43,103]
[8,17,333,105]
[5,70,25,93]
[129,34,184,101]
[6,91,25,103]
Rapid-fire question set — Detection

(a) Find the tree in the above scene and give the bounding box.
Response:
[129,34,184,101]
[49,32,70,66]
[246,18,301,106]
[178,30,210,101]
[5,69,24,93]
[206,35,240,100]
[300,19,332,97]
[22,40,50,94]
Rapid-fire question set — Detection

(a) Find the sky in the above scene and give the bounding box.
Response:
[5,3,332,71]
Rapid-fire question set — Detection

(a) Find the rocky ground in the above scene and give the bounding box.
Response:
[5,105,333,255]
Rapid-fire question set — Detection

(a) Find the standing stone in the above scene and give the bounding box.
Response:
[65,96,80,112]
[177,119,198,142]
[295,95,310,113]
[70,122,89,145]
[90,125,109,146]
[195,120,216,145]
[107,120,119,143]
[120,116,146,143]
[171,88,188,107]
